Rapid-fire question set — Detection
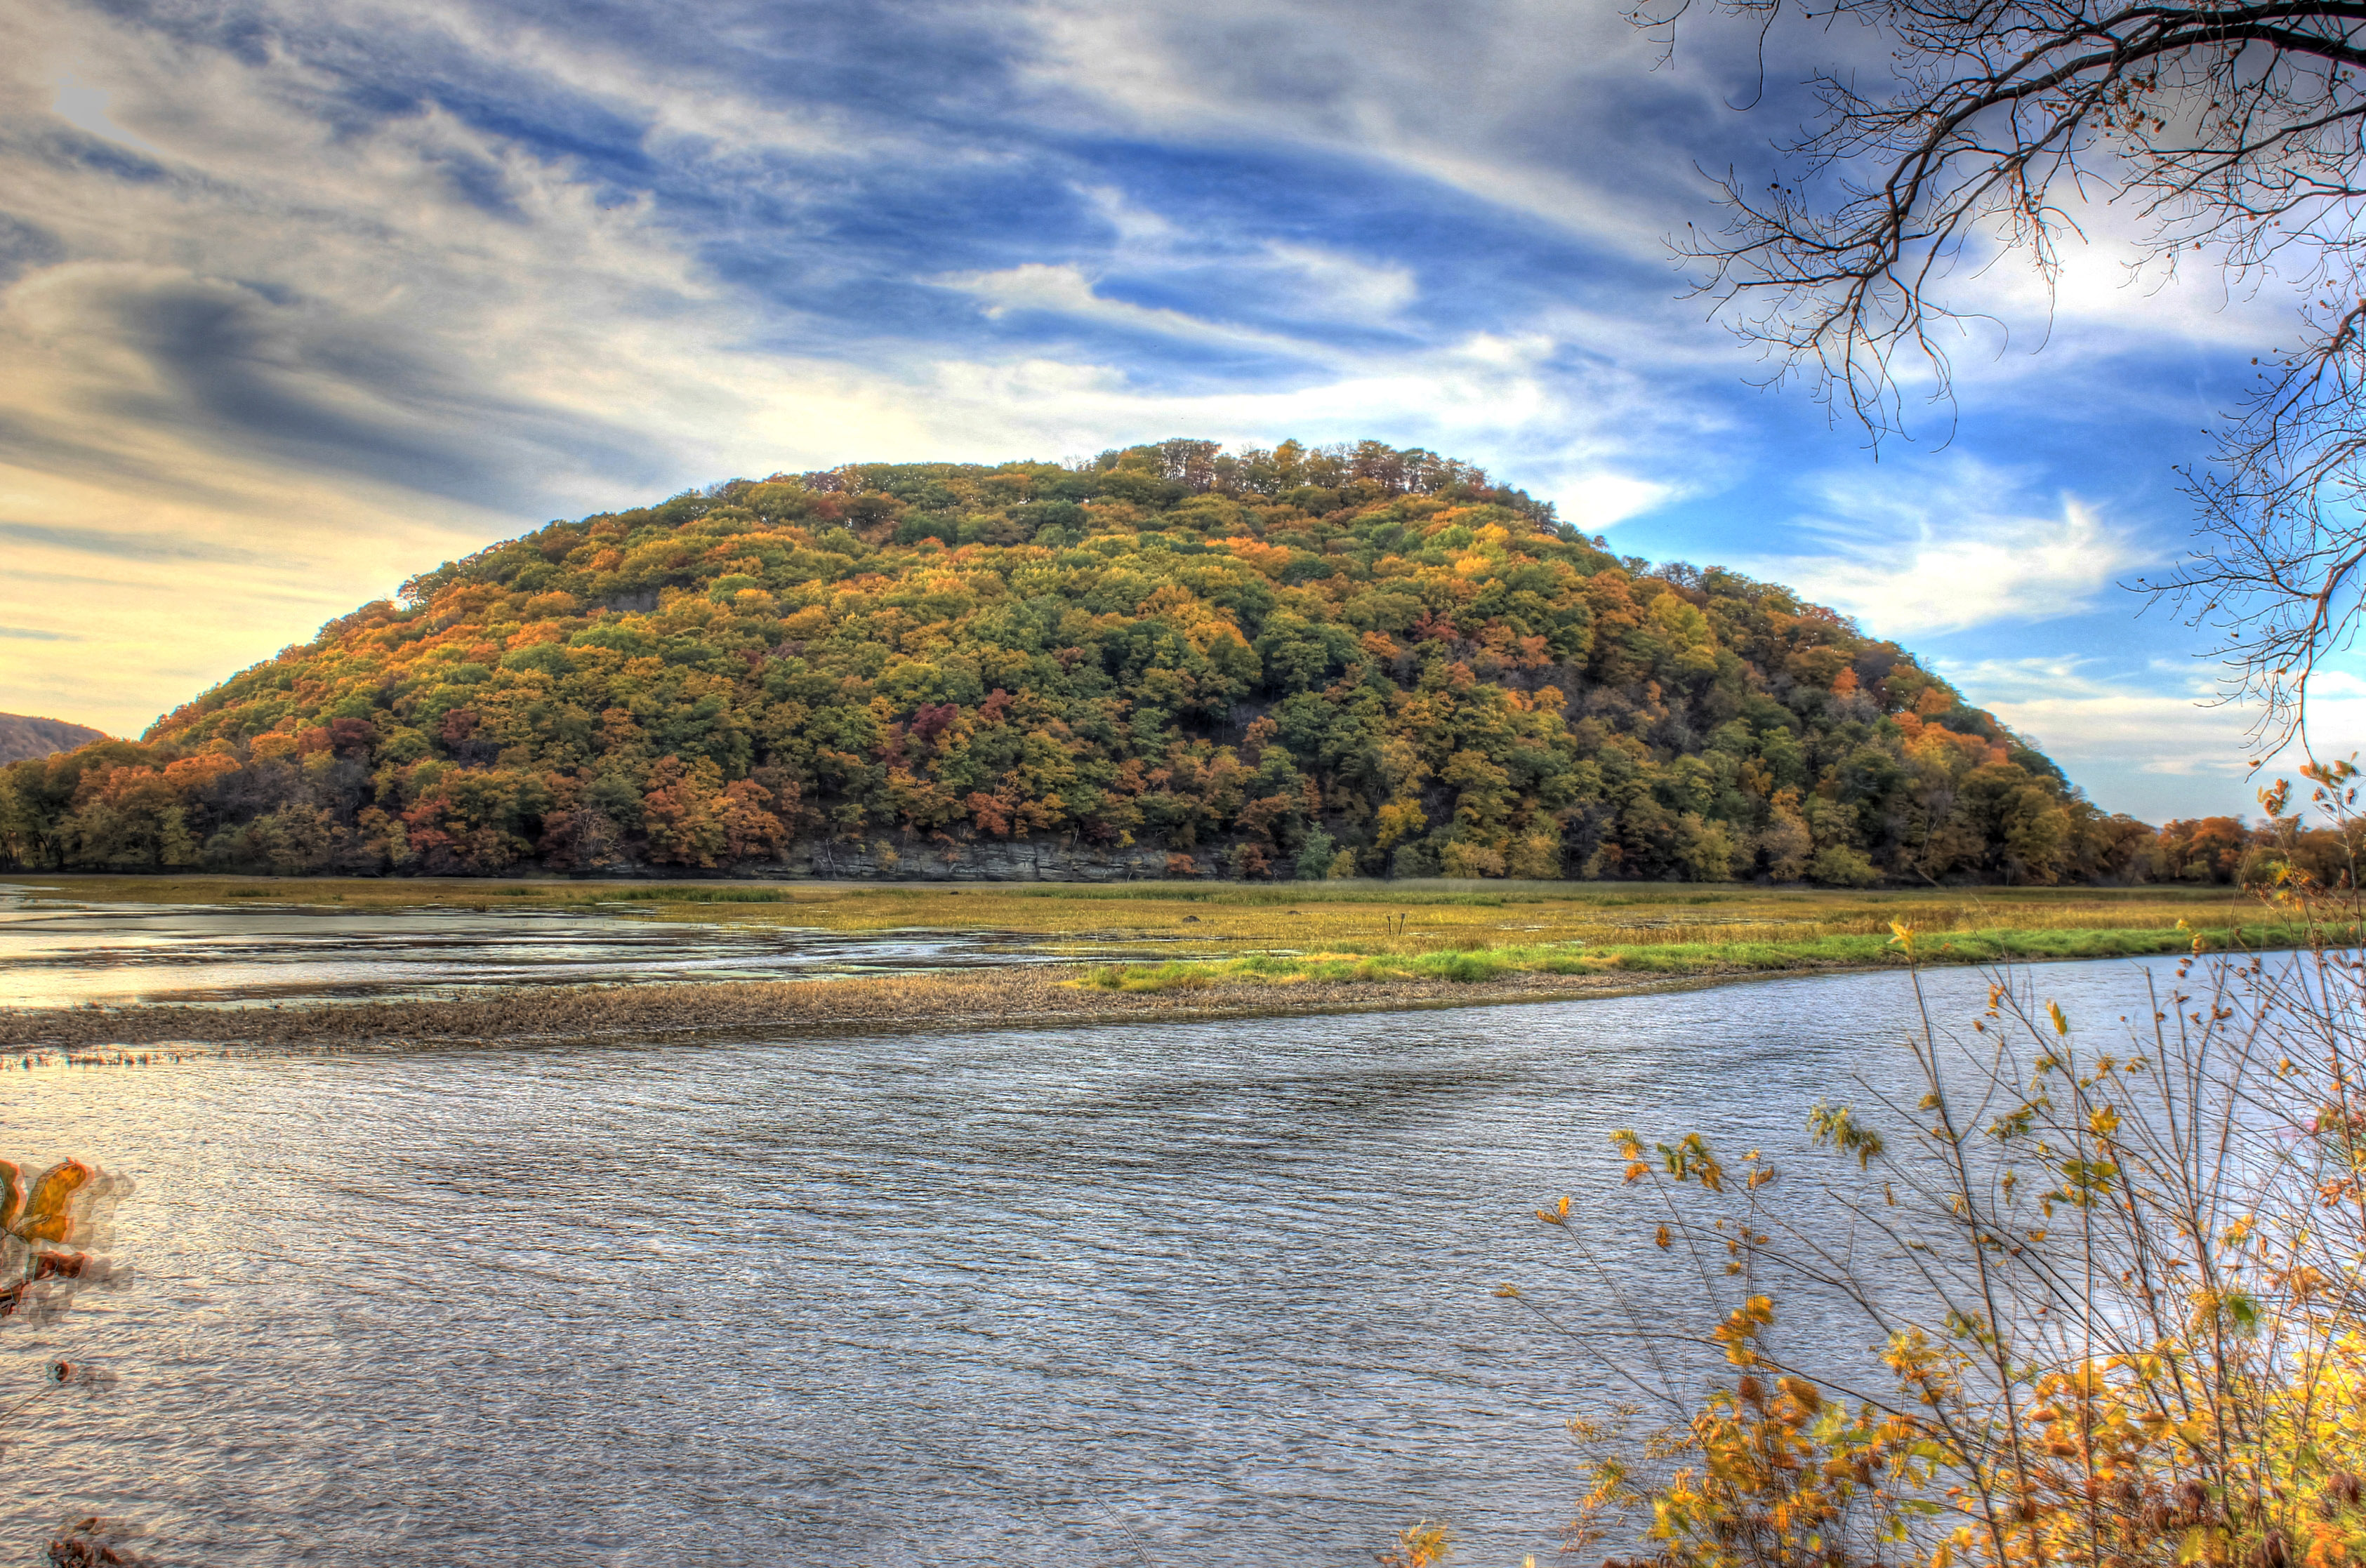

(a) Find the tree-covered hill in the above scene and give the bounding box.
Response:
[0,439,2155,883]
[0,714,106,766]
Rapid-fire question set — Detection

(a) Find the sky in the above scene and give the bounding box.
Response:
[0,0,2350,823]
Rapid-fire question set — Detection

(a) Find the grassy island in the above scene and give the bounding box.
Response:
[0,875,2331,1052]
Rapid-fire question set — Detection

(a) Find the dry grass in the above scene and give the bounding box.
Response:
[5,872,2261,959]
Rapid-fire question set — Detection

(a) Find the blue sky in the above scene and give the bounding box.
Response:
[0,0,2339,820]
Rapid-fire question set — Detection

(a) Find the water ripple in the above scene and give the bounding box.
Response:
[0,946,2190,1565]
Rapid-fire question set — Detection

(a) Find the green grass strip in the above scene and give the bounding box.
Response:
[1073,922,2351,992]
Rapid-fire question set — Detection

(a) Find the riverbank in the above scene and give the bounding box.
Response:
[0,965,1684,1051]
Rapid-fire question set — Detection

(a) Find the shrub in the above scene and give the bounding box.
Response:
[1507,780,2366,1568]
[1295,829,1337,881]
[1806,844,1879,886]
[1439,839,1507,878]
[1391,842,1440,878]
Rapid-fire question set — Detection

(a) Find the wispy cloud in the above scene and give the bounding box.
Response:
[0,520,264,563]
[1935,653,2366,820]
[936,263,1303,353]
[1745,460,2154,637]
[1261,244,1416,319]
[1945,656,2252,772]
[1019,0,1712,256]
[49,74,165,158]
[1549,471,1675,530]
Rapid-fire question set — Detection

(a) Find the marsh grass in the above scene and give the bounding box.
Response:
[11,873,2311,996]
[1074,919,2337,991]
[15,875,2266,985]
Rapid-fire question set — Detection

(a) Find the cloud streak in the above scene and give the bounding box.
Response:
[1743,461,2154,637]
[1934,654,2366,820]
[0,520,264,563]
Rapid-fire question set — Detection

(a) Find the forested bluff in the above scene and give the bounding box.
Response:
[0,439,2311,886]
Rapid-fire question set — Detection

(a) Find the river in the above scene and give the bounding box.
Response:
[0,944,2192,1566]
[0,887,1076,1009]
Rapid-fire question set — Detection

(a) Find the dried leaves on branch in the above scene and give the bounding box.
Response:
[1507,766,2366,1568]
[1647,0,2366,748]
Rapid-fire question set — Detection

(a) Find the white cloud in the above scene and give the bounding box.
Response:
[1946,658,2255,773]
[1931,653,2366,820]
[49,72,163,157]
[925,257,1722,496]
[1017,0,1705,257]
[331,0,859,163]
[910,329,1646,463]
[1031,190,1420,327]
[934,261,1307,351]
[1745,460,2153,636]
[1260,242,1417,319]
[1078,182,1180,248]
[1549,471,1674,530]
[1882,208,2294,430]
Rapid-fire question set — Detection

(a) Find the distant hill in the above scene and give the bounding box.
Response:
[0,438,2153,883]
[0,713,105,766]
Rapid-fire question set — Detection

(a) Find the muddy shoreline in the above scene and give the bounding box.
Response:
[0,964,1716,1053]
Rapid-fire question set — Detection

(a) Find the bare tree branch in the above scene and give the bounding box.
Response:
[1647,0,2366,750]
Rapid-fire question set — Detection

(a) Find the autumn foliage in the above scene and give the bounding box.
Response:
[0,437,2178,882]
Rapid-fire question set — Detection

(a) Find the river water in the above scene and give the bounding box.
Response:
[0,886,1074,1009]
[0,946,2192,1567]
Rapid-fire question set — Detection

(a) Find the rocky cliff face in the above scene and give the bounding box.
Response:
[0,714,105,766]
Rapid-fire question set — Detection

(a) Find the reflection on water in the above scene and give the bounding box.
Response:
[0,886,1069,1009]
[0,951,2189,1566]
